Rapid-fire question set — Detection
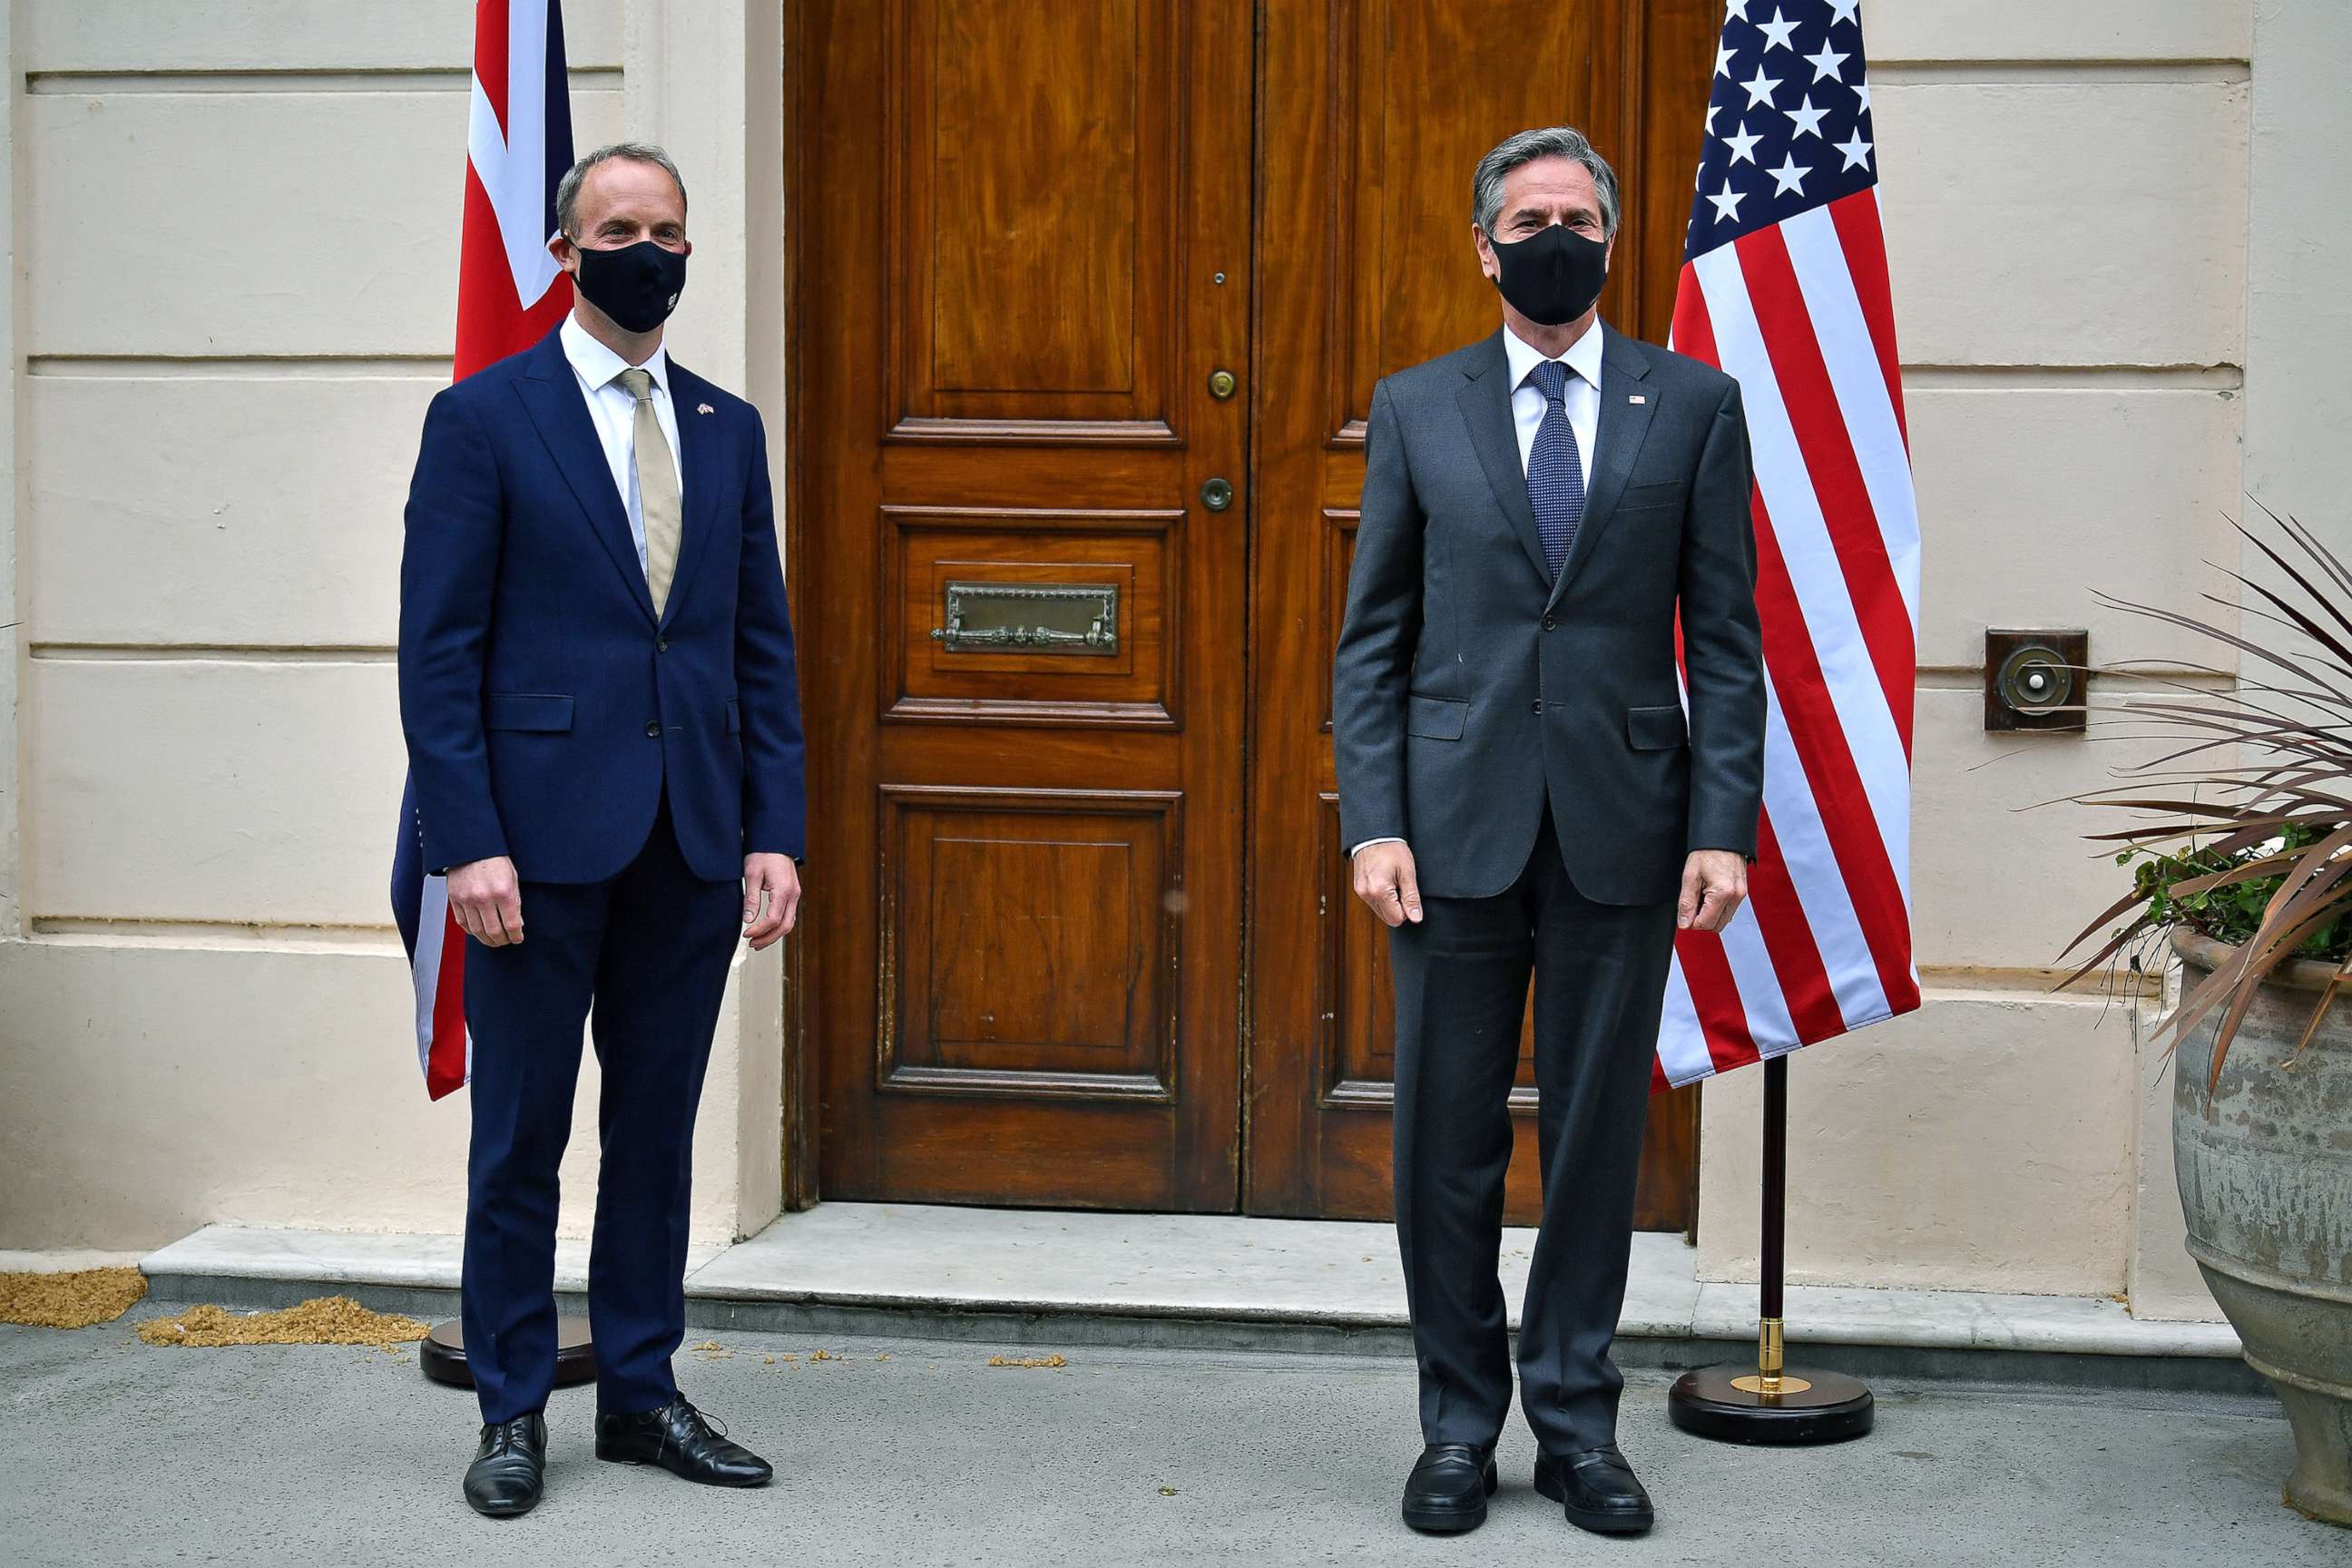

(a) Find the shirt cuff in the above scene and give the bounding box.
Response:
[1348,837,1406,858]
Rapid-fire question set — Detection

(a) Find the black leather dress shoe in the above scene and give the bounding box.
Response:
[594,1395,772,1487]
[1401,1442,1499,1534]
[1534,1445,1654,1535]
[464,1411,547,1518]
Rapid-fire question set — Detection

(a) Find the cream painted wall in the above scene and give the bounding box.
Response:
[0,0,788,1250]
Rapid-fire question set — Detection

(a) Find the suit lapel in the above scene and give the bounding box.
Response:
[1454,331,1553,589]
[1547,325,1658,610]
[516,332,659,625]
[661,362,724,630]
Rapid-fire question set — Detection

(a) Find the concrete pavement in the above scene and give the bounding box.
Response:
[1,1301,2338,1566]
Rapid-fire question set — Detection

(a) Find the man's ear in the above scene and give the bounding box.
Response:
[1473,223,1497,283]
[547,231,576,272]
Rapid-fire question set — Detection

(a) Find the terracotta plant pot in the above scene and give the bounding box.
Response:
[2171,926,2352,1526]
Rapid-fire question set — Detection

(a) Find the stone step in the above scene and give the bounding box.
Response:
[132,1203,2254,1394]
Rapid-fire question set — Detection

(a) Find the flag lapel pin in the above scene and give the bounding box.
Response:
[697,402,716,415]
[1629,394,1647,405]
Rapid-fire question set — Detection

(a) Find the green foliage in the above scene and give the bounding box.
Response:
[2117,821,2351,963]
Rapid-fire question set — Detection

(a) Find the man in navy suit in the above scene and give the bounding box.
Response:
[398,142,804,1519]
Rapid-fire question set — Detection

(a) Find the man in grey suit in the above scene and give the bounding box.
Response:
[1334,126,1764,1538]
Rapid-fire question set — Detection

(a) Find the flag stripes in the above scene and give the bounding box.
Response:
[1827,191,1906,446]
[1656,1,1919,1088]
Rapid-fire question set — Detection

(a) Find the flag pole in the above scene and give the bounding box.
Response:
[1667,1054,1875,1443]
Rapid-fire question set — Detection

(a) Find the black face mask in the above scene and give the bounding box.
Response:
[571,239,688,333]
[1486,223,1608,327]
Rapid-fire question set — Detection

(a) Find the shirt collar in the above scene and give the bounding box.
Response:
[561,312,671,398]
[1504,316,1604,393]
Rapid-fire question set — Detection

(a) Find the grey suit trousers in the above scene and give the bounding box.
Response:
[1389,799,1678,1455]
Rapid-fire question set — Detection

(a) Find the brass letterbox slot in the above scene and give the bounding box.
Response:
[930,582,1120,655]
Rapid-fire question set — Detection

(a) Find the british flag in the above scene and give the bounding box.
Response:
[1656,0,1921,1088]
[391,0,575,1099]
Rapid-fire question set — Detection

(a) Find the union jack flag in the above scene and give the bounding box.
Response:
[391,0,575,1099]
[1656,0,1921,1088]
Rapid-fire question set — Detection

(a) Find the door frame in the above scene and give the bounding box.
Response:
[781,0,817,1210]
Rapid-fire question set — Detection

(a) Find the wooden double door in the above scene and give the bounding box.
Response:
[787,0,1717,1223]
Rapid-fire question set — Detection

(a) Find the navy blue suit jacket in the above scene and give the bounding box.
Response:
[397,328,806,886]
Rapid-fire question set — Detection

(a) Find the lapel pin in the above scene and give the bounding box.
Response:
[697,402,716,415]
[1629,394,1648,405]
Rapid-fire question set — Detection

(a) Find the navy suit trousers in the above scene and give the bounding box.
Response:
[1387,799,1679,1455]
[460,798,740,1423]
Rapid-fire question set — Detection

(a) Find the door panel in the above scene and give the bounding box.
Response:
[878,787,1181,1095]
[1329,0,1601,436]
[1247,0,1719,1225]
[793,0,1250,1210]
[892,0,1179,434]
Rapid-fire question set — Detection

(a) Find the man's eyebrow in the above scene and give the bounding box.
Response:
[1507,203,1593,223]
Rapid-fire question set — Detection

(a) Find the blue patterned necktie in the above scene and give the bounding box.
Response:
[1524,358,1586,581]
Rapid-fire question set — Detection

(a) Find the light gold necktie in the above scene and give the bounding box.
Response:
[616,367,681,614]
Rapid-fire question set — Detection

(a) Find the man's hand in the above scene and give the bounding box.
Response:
[742,853,801,951]
[1678,849,1749,933]
[447,856,524,947]
[1351,841,1425,929]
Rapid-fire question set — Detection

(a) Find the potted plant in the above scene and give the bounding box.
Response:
[2059,507,2352,1527]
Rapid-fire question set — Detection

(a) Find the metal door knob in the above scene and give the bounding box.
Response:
[1208,368,1238,400]
[1200,477,1235,512]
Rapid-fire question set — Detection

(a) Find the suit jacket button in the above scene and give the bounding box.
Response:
[657,637,669,653]
[1532,700,1544,715]
[645,720,662,738]
[1543,615,1555,631]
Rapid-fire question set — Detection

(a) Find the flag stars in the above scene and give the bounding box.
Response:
[1767,153,1811,197]
[1688,8,1885,254]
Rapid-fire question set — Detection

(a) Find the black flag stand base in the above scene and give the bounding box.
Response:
[420,1316,598,1391]
[1667,1054,1875,1446]
[1667,1330,1876,1444]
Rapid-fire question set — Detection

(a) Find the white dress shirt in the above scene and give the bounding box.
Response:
[1349,318,1605,860]
[559,312,684,573]
[1503,316,1603,485]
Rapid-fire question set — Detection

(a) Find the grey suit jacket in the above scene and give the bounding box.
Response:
[1332,325,1765,906]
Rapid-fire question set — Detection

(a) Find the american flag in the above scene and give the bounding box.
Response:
[390,0,575,1100]
[1655,0,1920,1088]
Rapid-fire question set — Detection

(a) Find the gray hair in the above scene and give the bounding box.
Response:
[555,141,689,237]
[1472,126,1620,239]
